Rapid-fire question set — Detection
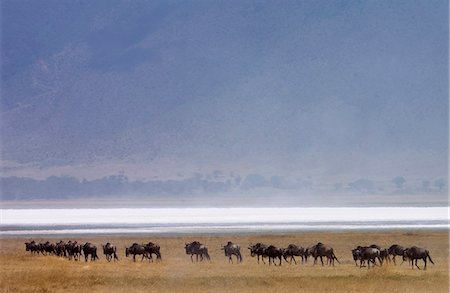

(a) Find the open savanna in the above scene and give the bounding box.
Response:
[0,231,448,293]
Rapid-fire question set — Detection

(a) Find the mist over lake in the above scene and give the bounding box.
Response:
[2,207,448,236]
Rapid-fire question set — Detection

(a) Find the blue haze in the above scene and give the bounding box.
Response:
[1,1,448,203]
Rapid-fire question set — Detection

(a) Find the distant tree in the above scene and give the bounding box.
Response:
[434,178,446,192]
[392,176,406,189]
[348,179,374,193]
[270,176,283,189]
[421,180,431,191]
[240,174,267,190]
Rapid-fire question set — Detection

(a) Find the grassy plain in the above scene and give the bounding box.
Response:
[0,231,448,293]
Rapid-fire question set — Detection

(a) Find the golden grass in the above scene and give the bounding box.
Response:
[0,231,448,293]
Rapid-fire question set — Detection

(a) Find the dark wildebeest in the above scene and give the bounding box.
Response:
[42,241,56,255]
[55,240,66,257]
[380,248,391,264]
[248,243,268,264]
[311,242,340,266]
[222,241,242,264]
[282,244,305,265]
[352,248,362,266]
[65,241,74,259]
[264,245,283,266]
[388,244,405,265]
[25,241,41,254]
[102,242,119,262]
[403,246,434,270]
[370,244,390,263]
[185,241,210,262]
[66,241,83,261]
[144,242,162,262]
[370,244,388,264]
[357,246,382,269]
[125,243,149,262]
[304,245,315,263]
[82,242,99,262]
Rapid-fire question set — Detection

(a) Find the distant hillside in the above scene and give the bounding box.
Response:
[2,1,448,183]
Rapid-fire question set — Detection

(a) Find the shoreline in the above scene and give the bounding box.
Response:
[2,226,449,239]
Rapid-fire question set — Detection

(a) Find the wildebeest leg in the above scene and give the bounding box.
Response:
[320,256,324,266]
[423,257,427,270]
[415,259,421,270]
[261,255,266,265]
[392,255,396,265]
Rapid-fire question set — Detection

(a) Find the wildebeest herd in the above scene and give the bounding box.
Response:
[24,240,434,270]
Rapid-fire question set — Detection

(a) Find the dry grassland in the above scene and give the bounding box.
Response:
[0,231,448,293]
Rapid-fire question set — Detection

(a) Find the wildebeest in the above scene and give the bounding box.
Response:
[144,242,162,261]
[388,244,405,265]
[282,244,305,265]
[264,245,283,266]
[66,241,83,261]
[125,243,149,262]
[357,246,382,269]
[370,244,390,263]
[185,241,210,262]
[222,241,242,264]
[82,242,99,262]
[248,243,268,264]
[403,246,434,270]
[369,244,381,250]
[304,245,315,263]
[102,242,119,262]
[55,240,66,257]
[41,241,56,255]
[310,242,340,266]
[351,248,362,266]
[25,241,41,254]
[379,248,391,264]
